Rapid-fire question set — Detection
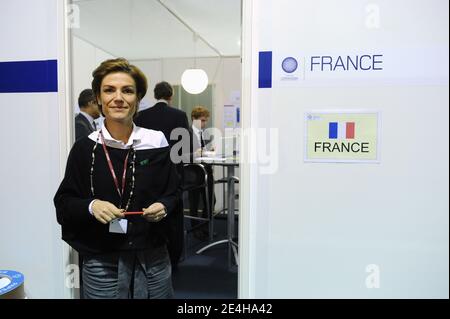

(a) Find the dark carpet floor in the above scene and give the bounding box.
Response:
[172,216,238,299]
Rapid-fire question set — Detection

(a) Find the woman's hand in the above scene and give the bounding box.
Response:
[143,202,167,223]
[91,200,125,224]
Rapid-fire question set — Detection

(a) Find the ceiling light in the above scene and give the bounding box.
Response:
[181,68,208,94]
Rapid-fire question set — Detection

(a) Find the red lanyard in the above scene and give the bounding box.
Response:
[99,131,131,200]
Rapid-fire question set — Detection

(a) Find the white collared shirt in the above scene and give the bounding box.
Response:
[192,124,203,148]
[88,123,169,150]
[87,123,168,215]
[155,99,169,105]
[80,111,96,130]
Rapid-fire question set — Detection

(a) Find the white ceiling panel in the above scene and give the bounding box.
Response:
[72,0,241,59]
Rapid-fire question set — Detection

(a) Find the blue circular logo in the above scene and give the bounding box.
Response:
[0,270,24,296]
[282,57,298,73]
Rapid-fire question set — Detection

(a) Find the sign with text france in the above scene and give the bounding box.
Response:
[304,111,380,163]
[258,48,448,88]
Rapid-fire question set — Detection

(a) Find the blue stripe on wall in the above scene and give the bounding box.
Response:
[258,51,272,88]
[329,122,338,139]
[0,60,58,93]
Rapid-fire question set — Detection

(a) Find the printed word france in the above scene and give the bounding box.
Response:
[310,54,383,71]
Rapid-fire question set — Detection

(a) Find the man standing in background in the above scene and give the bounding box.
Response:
[75,89,100,140]
[135,81,190,269]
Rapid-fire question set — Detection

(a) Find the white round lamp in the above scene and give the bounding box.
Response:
[181,69,208,94]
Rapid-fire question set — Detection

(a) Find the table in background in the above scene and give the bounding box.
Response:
[195,157,239,269]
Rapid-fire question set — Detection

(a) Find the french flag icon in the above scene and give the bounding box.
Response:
[329,122,355,139]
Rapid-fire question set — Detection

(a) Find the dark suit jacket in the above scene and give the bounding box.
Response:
[75,113,95,141]
[135,102,191,155]
[134,102,190,265]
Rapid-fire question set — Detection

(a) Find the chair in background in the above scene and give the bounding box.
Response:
[181,163,214,259]
[213,166,228,216]
[214,166,239,217]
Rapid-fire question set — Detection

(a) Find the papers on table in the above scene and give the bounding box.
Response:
[196,156,228,162]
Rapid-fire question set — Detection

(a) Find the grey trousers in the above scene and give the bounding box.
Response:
[82,245,173,299]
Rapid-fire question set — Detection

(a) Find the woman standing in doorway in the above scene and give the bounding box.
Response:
[54,58,179,299]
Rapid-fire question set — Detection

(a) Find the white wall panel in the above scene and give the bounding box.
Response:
[0,94,64,298]
[241,0,449,298]
[0,0,68,298]
[0,0,58,62]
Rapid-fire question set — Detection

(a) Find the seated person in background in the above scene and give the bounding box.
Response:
[75,89,101,141]
[189,106,215,240]
[191,106,215,157]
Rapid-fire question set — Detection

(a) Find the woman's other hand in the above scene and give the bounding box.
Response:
[143,202,167,223]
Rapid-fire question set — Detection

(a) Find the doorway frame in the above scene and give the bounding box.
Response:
[238,0,255,298]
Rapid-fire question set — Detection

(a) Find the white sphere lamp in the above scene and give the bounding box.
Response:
[181,69,208,94]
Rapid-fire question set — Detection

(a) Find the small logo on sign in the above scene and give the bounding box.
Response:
[282,57,298,73]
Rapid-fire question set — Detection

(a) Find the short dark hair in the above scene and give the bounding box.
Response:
[78,89,95,109]
[91,58,148,118]
[154,81,173,100]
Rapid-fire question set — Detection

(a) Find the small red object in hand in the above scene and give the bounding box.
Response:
[123,211,143,216]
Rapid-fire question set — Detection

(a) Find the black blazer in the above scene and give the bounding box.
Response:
[135,102,190,152]
[75,113,95,141]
